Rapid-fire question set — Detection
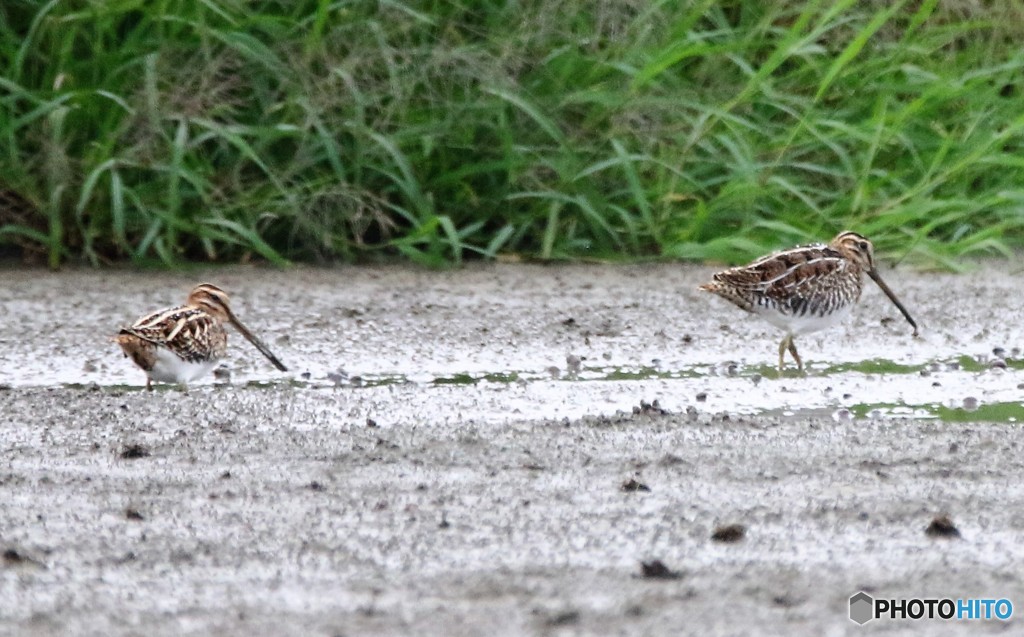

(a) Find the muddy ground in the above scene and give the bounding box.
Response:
[1,264,1023,636]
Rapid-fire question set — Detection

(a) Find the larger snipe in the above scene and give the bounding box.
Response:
[700,231,918,372]
[116,283,288,390]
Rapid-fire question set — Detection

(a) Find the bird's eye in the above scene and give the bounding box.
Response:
[858,241,869,250]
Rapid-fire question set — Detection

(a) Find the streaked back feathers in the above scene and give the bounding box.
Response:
[119,298,228,364]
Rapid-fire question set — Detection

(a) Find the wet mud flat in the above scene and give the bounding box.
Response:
[1,263,1023,636]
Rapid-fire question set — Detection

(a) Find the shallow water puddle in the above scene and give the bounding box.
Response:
[53,355,1024,425]
[322,356,1019,386]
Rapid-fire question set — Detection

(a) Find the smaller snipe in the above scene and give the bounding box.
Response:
[699,231,918,372]
[115,283,287,390]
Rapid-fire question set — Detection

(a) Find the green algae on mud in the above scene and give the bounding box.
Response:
[932,401,1024,423]
[818,358,924,375]
[94,355,1017,394]
[431,372,521,385]
[845,401,1024,424]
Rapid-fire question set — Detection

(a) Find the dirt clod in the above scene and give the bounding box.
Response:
[119,444,150,459]
[621,478,651,492]
[925,515,961,539]
[711,524,746,543]
[640,560,681,580]
[3,548,25,564]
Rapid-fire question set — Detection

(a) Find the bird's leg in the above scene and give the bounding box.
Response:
[787,338,803,373]
[146,377,153,392]
[778,335,790,372]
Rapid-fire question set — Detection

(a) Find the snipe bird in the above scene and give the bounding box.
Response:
[115,283,287,389]
[700,231,918,372]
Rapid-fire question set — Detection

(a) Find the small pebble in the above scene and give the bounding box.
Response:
[565,354,582,374]
[832,408,853,423]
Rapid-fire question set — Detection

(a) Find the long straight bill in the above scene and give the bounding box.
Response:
[867,270,919,337]
[227,313,289,371]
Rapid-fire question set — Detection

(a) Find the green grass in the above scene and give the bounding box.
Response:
[3,1,1024,267]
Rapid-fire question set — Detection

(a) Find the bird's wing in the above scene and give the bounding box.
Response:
[120,305,223,363]
[740,253,846,296]
[704,244,852,312]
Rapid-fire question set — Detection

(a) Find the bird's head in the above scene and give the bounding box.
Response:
[830,231,875,272]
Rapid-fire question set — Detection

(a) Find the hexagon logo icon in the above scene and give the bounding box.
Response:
[849,591,874,625]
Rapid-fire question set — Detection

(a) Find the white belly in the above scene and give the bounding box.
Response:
[148,347,219,384]
[755,302,852,336]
